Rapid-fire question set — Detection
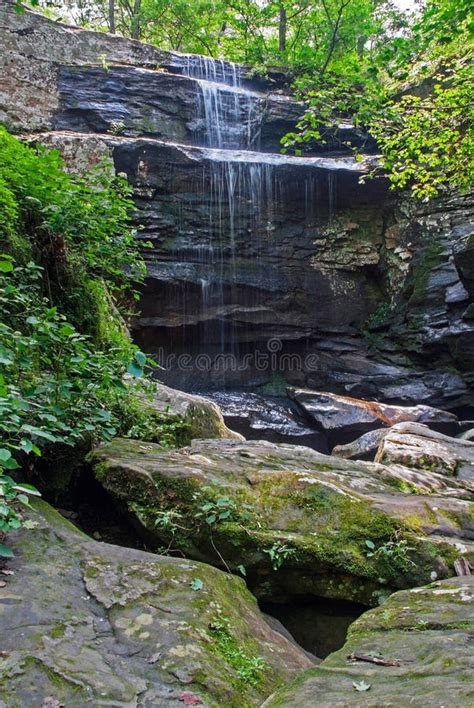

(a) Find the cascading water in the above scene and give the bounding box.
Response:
[182,54,262,150]
[172,54,284,369]
[158,53,360,386]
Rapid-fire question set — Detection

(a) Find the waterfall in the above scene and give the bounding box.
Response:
[167,54,345,382]
[181,54,261,150]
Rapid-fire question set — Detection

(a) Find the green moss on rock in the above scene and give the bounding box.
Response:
[89,438,471,606]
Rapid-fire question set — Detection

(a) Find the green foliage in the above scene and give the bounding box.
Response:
[153,509,185,532]
[365,303,392,330]
[364,536,416,572]
[39,0,402,69]
[120,394,192,448]
[281,0,473,199]
[198,495,239,526]
[0,464,41,557]
[263,541,296,571]
[197,493,254,528]
[0,128,157,551]
[369,60,473,200]
[0,257,133,454]
[208,614,266,688]
[0,126,145,308]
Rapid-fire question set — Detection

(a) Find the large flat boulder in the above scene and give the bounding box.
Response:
[0,500,311,706]
[375,422,474,484]
[263,575,474,707]
[89,438,474,607]
[288,389,458,446]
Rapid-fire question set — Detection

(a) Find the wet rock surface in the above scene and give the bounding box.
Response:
[288,389,459,446]
[54,64,314,152]
[263,575,474,707]
[0,500,312,707]
[299,348,471,409]
[202,391,328,451]
[90,437,474,607]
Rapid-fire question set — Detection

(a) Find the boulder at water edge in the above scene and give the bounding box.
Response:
[287,389,458,446]
[375,422,474,484]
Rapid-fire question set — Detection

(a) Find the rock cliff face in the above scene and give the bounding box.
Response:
[1,2,472,407]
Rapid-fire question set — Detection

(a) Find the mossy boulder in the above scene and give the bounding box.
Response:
[375,422,474,484]
[146,382,244,443]
[263,576,474,707]
[89,438,474,606]
[0,500,312,707]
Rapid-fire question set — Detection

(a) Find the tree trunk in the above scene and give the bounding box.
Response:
[108,0,115,34]
[279,4,287,54]
[130,0,142,39]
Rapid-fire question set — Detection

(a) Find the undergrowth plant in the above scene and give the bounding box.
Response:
[208,613,266,688]
[0,128,166,555]
[263,542,296,571]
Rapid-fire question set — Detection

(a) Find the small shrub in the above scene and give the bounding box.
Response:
[263,542,296,571]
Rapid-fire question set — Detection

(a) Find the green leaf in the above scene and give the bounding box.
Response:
[12,483,41,497]
[20,439,33,454]
[134,350,147,367]
[1,457,20,470]
[20,425,59,442]
[0,542,14,558]
[190,578,203,591]
[127,363,143,377]
[59,324,76,337]
[0,261,13,273]
[0,449,12,463]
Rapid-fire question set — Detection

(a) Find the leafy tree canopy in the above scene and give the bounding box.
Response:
[20,1,474,193]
